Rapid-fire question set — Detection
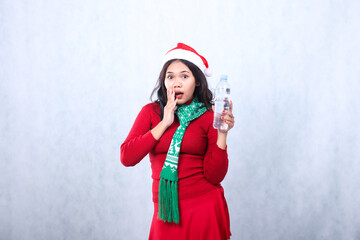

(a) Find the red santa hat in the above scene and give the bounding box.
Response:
[162,43,212,77]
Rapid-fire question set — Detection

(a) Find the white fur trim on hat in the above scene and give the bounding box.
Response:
[162,43,212,77]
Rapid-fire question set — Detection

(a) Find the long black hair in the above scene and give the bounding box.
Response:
[150,59,213,119]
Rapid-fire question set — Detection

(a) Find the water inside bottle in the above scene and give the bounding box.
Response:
[213,75,230,130]
[213,96,230,130]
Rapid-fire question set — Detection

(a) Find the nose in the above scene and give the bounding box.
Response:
[173,77,182,88]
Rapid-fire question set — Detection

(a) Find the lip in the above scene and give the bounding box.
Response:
[174,91,184,99]
[175,93,183,99]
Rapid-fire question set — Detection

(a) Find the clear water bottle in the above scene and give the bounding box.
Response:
[213,75,230,130]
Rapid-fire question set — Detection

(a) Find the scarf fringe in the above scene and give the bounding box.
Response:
[158,178,179,224]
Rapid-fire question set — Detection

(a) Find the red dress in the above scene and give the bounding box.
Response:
[121,102,231,240]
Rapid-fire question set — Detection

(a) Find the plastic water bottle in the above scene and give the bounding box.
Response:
[213,75,231,130]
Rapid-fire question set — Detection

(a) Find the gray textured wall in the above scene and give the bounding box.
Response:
[1,0,360,239]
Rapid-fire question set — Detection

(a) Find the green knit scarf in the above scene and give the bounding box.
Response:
[158,97,207,224]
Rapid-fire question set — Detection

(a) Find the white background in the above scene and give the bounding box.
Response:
[1,0,360,239]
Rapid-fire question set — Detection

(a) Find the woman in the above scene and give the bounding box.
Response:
[121,43,235,240]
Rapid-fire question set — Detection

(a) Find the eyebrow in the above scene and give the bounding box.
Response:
[166,70,190,74]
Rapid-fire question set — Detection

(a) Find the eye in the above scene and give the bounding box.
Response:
[166,75,173,80]
[182,75,189,79]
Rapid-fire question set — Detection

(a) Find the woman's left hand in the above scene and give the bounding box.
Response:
[220,100,235,133]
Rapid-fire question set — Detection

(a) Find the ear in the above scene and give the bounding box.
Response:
[196,82,200,87]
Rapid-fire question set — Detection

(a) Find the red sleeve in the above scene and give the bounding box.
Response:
[203,124,229,184]
[120,104,159,167]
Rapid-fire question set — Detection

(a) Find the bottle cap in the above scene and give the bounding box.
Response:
[220,74,228,80]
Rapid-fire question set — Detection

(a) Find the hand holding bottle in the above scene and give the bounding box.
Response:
[219,100,235,133]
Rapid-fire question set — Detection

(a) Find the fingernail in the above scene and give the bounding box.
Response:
[222,110,225,113]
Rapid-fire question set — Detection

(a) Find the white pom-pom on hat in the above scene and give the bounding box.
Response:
[204,67,212,77]
[162,43,212,77]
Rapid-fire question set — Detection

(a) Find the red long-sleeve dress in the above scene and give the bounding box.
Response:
[121,102,231,240]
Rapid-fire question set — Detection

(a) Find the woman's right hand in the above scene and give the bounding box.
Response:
[151,88,178,140]
[162,88,178,128]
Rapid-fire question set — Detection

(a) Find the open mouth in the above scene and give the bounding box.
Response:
[175,92,184,99]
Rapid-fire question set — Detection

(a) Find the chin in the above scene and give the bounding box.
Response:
[177,98,188,104]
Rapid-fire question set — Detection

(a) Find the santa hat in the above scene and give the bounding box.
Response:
[162,43,212,77]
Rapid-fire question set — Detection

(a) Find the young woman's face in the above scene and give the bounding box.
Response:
[164,60,199,105]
